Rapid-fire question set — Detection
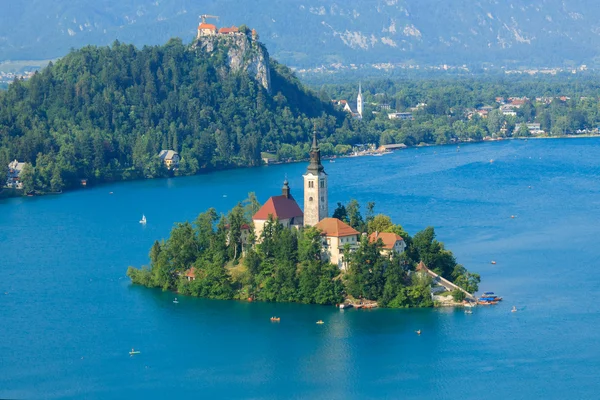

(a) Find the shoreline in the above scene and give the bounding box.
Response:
[2,134,599,202]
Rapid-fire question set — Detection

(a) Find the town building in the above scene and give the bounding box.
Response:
[158,150,180,169]
[331,83,363,119]
[252,180,304,239]
[526,123,543,135]
[197,23,217,37]
[368,232,406,256]
[303,131,328,227]
[184,267,197,281]
[388,112,414,120]
[314,218,360,270]
[218,26,239,35]
[377,144,407,152]
[6,160,25,189]
[356,82,363,118]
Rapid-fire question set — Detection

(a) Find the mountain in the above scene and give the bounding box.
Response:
[0,35,361,194]
[1,1,599,68]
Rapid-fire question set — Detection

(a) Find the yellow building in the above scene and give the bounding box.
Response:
[314,218,360,270]
[158,150,180,169]
[368,231,406,256]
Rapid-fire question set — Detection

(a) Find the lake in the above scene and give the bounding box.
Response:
[1,138,600,399]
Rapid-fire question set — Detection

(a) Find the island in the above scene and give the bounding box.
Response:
[127,133,480,308]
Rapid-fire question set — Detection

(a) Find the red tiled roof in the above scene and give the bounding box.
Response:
[185,267,196,279]
[198,23,217,31]
[315,218,359,237]
[369,232,403,250]
[219,26,239,34]
[253,195,303,221]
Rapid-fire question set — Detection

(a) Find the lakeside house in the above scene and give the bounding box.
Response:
[368,231,406,256]
[158,150,180,169]
[526,123,544,135]
[6,160,25,189]
[377,144,407,152]
[184,267,196,281]
[314,218,360,270]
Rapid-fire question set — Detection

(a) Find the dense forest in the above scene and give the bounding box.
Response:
[127,197,480,308]
[318,75,600,147]
[4,36,600,196]
[0,37,369,193]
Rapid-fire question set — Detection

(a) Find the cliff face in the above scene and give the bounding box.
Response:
[194,34,271,93]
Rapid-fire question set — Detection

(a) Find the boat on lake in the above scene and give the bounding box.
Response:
[139,214,146,224]
[478,291,502,304]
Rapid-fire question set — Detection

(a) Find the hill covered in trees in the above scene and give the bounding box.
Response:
[0,36,368,193]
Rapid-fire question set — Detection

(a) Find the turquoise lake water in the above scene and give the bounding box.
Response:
[2,138,600,399]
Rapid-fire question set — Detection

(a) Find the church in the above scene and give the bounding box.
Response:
[252,131,360,269]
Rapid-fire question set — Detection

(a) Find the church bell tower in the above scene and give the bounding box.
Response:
[303,130,328,227]
[357,82,363,118]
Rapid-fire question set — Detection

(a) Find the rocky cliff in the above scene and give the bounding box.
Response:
[193,34,271,93]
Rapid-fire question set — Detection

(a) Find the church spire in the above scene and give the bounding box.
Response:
[282,176,291,198]
[307,129,324,174]
[357,82,363,118]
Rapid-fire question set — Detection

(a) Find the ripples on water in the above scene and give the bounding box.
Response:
[1,139,600,399]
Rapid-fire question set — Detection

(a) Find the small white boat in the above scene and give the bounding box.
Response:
[173,298,179,304]
[465,309,473,314]
[511,306,517,313]
[139,215,147,224]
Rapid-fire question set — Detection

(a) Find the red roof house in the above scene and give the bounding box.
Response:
[218,26,239,34]
[315,218,359,238]
[368,232,406,253]
[252,180,304,238]
[184,267,196,281]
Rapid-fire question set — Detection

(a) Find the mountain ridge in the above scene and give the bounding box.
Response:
[1,1,599,68]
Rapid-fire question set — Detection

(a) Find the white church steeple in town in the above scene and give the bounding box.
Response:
[357,82,363,118]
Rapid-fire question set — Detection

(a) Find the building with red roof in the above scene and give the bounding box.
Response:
[368,231,406,256]
[218,26,239,35]
[184,267,197,281]
[197,23,217,37]
[314,218,359,269]
[252,180,303,239]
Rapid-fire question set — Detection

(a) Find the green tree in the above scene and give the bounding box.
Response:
[19,163,35,193]
[332,202,348,222]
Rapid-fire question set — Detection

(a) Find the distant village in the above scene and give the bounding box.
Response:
[0,70,36,86]
[331,89,600,139]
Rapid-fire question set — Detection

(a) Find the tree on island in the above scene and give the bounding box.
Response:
[127,197,479,308]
